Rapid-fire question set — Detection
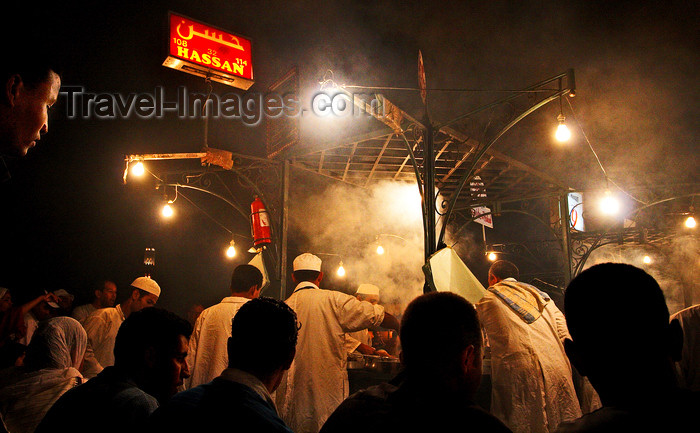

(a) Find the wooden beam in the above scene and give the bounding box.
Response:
[342,143,358,182]
[365,135,393,187]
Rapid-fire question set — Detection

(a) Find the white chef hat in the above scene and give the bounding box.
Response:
[293,253,322,272]
[130,277,161,297]
[356,283,380,296]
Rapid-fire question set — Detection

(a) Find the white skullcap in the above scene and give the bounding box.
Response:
[131,277,161,297]
[43,290,60,309]
[53,289,74,301]
[293,253,322,272]
[356,283,380,296]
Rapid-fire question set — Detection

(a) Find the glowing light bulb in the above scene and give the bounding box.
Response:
[685,216,697,228]
[642,255,652,264]
[555,114,571,142]
[599,191,620,216]
[131,161,145,176]
[337,262,346,277]
[162,201,174,218]
[226,241,236,258]
[376,245,385,255]
[488,252,497,262]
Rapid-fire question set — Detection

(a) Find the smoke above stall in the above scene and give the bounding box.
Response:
[583,235,700,314]
[289,179,484,314]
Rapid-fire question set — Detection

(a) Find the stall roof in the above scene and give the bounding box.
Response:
[282,99,573,210]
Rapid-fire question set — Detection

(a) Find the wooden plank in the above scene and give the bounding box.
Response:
[365,135,393,187]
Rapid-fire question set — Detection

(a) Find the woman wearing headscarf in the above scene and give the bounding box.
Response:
[0,316,87,433]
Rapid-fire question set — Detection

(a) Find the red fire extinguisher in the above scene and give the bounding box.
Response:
[251,196,272,248]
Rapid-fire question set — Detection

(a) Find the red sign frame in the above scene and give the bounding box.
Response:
[163,12,254,89]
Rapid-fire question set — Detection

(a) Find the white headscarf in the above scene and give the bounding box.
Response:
[24,316,87,370]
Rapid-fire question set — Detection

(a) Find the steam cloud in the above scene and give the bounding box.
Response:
[289,180,484,315]
[583,235,700,314]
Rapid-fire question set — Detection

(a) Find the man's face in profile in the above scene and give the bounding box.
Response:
[3,71,61,156]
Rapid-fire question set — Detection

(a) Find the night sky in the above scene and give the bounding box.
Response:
[1,1,698,316]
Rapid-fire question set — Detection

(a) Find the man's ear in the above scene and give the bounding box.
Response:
[668,319,684,362]
[317,272,324,284]
[4,74,21,106]
[564,338,587,376]
[462,344,478,373]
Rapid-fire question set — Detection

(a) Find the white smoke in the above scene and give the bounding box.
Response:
[290,180,430,315]
[582,235,700,314]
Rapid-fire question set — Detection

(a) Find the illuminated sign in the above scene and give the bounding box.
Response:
[162,12,254,90]
[472,206,493,228]
[568,192,585,231]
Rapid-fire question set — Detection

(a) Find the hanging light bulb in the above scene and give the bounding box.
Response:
[376,245,385,255]
[555,114,571,142]
[226,240,236,258]
[487,252,497,262]
[131,161,145,176]
[162,200,174,218]
[642,255,652,265]
[685,216,697,228]
[599,191,620,216]
[337,261,346,277]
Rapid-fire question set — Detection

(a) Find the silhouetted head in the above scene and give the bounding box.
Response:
[564,263,683,403]
[228,297,298,391]
[400,292,482,395]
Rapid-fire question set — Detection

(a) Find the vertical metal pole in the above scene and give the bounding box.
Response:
[559,193,573,286]
[280,159,290,300]
[424,122,436,293]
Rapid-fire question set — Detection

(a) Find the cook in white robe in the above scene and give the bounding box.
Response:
[476,278,581,433]
[276,281,385,433]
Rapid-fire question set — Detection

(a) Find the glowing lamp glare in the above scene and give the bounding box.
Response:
[226,241,236,258]
[555,123,571,142]
[162,202,174,218]
[599,192,620,216]
[131,161,145,176]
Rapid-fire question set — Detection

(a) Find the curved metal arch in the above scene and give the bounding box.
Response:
[437,89,571,248]
[164,183,250,222]
[451,208,562,245]
[573,192,700,277]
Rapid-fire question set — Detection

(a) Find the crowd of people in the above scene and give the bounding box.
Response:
[2,40,699,433]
